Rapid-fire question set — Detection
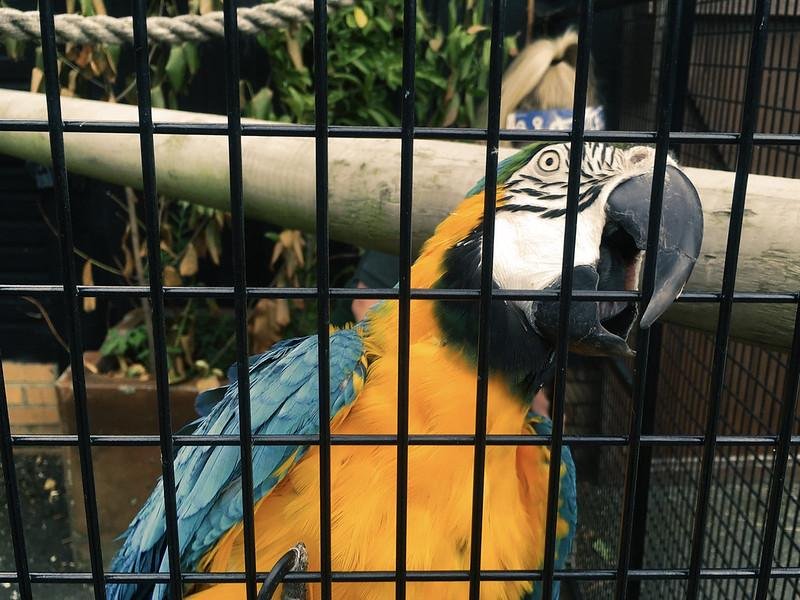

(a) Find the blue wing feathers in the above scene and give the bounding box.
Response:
[107,328,366,600]
[523,415,577,600]
[109,328,576,600]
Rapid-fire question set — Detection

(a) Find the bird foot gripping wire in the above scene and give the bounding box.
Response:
[257,542,308,600]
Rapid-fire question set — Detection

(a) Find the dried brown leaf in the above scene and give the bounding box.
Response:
[270,239,285,268]
[83,296,96,313]
[179,334,194,364]
[160,240,177,258]
[278,230,305,267]
[195,375,220,392]
[275,298,291,327]
[75,46,92,68]
[179,242,199,277]
[285,30,305,71]
[82,260,96,312]
[92,0,107,15]
[163,266,182,286]
[82,259,93,285]
[67,69,79,94]
[89,52,107,77]
[119,225,134,279]
[249,298,288,353]
[194,234,208,258]
[205,222,221,265]
[429,35,444,52]
[30,67,44,93]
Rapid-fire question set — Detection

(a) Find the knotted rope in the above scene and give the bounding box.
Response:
[0,0,352,45]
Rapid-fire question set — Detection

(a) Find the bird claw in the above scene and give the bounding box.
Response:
[257,542,309,600]
[281,543,308,600]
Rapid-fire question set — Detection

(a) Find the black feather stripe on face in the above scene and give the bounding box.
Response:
[501,142,622,219]
[499,180,608,218]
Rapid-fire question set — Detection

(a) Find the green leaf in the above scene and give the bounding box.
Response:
[350,58,370,75]
[249,87,274,121]
[165,46,188,92]
[464,93,476,127]
[3,38,24,61]
[79,0,95,16]
[481,38,491,67]
[105,44,121,73]
[150,85,166,108]
[374,16,393,32]
[255,32,270,52]
[366,107,391,127]
[183,42,200,75]
[416,70,448,89]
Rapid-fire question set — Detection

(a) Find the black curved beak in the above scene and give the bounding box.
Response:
[606,165,704,329]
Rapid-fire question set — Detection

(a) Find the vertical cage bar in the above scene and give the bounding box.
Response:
[395,0,416,598]
[468,0,506,598]
[626,322,664,600]
[130,0,183,596]
[670,0,697,149]
[615,0,685,597]
[754,301,800,600]
[686,1,772,598]
[221,1,259,598]
[540,1,593,598]
[0,357,32,600]
[36,1,107,597]
[312,0,332,598]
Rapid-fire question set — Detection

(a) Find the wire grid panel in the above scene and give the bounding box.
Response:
[617,0,800,178]
[575,324,800,600]
[0,0,798,599]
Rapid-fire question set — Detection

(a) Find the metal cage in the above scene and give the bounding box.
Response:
[0,0,799,599]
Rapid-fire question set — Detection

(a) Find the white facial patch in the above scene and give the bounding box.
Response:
[490,142,664,297]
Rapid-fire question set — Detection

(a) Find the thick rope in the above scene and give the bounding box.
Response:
[0,0,352,45]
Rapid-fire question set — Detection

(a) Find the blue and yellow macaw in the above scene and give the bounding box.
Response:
[108,142,703,600]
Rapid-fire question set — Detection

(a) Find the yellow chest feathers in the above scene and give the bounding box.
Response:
[198,340,552,600]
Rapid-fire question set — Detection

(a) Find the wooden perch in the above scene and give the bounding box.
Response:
[0,89,798,349]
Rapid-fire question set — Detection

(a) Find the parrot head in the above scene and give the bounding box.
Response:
[432,141,703,381]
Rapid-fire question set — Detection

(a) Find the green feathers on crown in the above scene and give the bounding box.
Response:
[464,142,547,197]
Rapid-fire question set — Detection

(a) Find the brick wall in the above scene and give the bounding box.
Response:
[2,362,62,433]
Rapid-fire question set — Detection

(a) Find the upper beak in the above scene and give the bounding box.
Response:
[606,165,704,329]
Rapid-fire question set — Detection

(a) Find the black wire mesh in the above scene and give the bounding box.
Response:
[574,322,800,600]
[0,0,798,599]
[618,0,800,178]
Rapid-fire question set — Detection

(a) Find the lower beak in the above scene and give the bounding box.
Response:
[606,165,704,328]
[531,265,637,358]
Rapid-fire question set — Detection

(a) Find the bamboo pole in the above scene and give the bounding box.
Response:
[1,89,798,348]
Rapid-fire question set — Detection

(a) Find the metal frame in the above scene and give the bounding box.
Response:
[0,0,799,598]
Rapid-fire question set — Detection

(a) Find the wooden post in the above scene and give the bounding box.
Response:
[1,89,798,348]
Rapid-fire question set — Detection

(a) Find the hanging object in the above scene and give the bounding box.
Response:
[483,29,604,135]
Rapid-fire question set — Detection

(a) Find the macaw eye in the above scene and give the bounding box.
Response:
[536,149,561,173]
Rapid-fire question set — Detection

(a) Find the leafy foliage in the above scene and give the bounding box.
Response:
[14,0,517,382]
[243,0,517,128]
